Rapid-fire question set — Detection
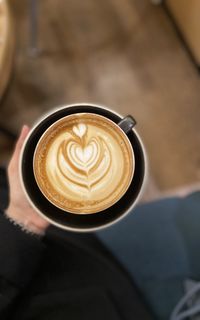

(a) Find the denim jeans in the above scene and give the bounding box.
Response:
[97,193,200,319]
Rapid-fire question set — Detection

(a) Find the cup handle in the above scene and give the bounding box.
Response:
[118,115,136,134]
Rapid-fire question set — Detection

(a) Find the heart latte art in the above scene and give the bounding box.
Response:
[58,126,112,192]
[33,114,134,214]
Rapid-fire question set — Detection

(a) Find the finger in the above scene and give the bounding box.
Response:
[13,125,30,158]
[9,125,30,171]
[15,125,30,151]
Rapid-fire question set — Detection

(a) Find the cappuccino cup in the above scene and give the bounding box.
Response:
[20,103,147,232]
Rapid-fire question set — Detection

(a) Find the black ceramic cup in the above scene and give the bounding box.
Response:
[20,103,147,232]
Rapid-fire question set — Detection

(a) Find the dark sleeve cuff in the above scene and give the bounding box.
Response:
[0,210,46,288]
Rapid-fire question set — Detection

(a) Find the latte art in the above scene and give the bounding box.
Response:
[33,113,134,214]
[56,124,112,192]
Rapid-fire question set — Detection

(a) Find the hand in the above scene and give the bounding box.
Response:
[6,125,50,236]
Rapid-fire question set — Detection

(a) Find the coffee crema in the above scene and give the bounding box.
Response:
[33,113,135,214]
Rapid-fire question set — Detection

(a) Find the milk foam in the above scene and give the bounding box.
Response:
[46,123,116,198]
[34,114,134,213]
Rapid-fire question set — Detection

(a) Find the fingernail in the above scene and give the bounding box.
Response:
[21,125,29,134]
[19,125,29,139]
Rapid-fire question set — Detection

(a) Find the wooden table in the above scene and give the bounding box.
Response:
[0,0,14,98]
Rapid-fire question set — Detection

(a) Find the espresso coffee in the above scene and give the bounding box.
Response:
[33,113,135,214]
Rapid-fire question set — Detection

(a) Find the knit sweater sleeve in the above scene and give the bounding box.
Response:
[0,210,46,319]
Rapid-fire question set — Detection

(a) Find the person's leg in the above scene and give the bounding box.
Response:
[96,195,198,320]
[175,192,200,279]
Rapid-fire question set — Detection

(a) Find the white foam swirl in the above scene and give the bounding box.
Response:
[57,136,111,191]
[46,124,112,196]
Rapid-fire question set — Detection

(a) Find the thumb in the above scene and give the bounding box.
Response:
[16,125,30,150]
[12,125,30,162]
[8,125,30,176]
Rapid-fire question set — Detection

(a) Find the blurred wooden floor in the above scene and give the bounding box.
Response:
[1,0,200,199]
